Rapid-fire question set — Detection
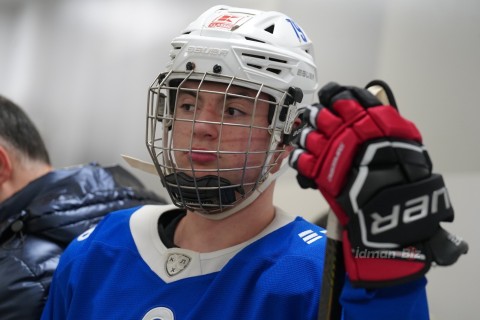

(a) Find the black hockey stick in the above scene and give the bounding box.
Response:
[317,211,344,320]
[316,80,395,320]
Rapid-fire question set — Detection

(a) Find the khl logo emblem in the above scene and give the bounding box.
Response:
[166,253,191,276]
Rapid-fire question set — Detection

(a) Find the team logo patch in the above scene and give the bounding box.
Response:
[166,253,191,276]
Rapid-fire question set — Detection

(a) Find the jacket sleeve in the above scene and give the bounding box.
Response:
[0,237,62,320]
[340,276,429,320]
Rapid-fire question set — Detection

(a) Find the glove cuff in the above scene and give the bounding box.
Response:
[342,231,431,288]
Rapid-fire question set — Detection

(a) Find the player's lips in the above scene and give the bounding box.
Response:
[189,149,218,163]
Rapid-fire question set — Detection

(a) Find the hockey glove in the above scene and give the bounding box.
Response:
[289,81,468,288]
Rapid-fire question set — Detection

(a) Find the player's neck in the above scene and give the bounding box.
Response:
[173,185,276,253]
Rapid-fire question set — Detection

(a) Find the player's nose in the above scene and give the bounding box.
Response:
[191,106,221,140]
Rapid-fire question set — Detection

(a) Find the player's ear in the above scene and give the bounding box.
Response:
[0,145,13,185]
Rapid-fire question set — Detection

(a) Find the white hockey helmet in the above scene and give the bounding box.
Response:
[146,5,318,219]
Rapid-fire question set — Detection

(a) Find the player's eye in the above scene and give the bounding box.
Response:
[179,103,196,112]
[225,107,246,117]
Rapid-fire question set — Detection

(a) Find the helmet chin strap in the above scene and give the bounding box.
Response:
[193,158,290,220]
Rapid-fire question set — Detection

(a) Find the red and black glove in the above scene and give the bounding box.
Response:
[289,81,468,288]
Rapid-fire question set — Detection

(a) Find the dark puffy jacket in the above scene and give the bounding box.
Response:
[0,163,165,320]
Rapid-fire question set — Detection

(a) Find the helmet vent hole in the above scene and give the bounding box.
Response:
[266,68,281,75]
[246,63,262,69]
[269,57,287,64]
[245,37,265,43]
[242,53,266,60]
[264,24,275,34]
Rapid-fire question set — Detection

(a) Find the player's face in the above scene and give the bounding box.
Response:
[170,80,272,188]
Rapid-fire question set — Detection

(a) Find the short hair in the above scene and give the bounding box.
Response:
[0,95,51,165]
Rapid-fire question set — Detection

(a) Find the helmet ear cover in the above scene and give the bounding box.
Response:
[268,86,303,124]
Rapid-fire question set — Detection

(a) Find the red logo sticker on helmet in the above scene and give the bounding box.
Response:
[208,14,251,30]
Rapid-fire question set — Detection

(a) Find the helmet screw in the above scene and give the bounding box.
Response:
[186,62,195,71]
[213,64,222,74]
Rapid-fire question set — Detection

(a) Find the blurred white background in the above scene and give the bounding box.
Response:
[1,0,478,318]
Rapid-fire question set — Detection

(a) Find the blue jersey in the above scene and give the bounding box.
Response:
[41,205,429,320]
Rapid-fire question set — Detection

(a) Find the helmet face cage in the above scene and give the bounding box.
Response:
[147,71,297,214]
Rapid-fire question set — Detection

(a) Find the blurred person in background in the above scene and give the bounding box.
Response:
[0,95,166,320]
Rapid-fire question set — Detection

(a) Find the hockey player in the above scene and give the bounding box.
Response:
[41,5,467,319]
